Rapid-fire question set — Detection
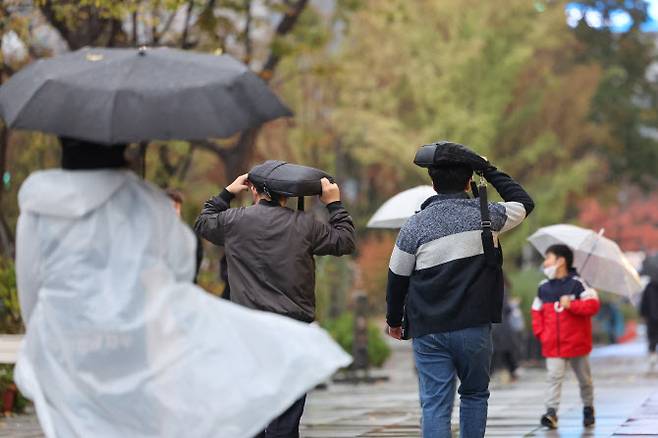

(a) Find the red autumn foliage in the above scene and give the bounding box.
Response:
[578,193,658,252]
[356,233,396,311]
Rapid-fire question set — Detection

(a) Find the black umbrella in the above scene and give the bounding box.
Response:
[0,47,292,144]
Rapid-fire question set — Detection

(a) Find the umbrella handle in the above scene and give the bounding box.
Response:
[579,228,605,277]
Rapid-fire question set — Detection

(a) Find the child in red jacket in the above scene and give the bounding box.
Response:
[532,244,600,430]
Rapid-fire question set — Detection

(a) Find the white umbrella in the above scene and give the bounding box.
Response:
[527,224,643,298]
[367,185,436,229]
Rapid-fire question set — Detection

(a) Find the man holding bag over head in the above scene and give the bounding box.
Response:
[385,141,534,438]
[194,161,356,438]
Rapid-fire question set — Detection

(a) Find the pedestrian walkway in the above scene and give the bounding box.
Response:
[300,336,658,437]
[1,335,656,437]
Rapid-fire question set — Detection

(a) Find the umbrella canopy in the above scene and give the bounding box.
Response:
[0,47,292,144]
[527,224,643,298]
[367,185,436,229]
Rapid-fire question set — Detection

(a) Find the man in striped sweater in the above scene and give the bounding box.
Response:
[386,144,534,438]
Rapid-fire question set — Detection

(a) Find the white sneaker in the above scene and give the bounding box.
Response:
[650,352,657,372]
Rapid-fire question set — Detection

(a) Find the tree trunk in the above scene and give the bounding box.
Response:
[221,129,259,181]
[0,124,14,258]
[40,1,129,50]
[216,0,309,181]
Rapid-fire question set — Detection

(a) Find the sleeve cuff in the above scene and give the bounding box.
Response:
[483,165,499,178]
[219,188,235,203]
[326,201,344,214]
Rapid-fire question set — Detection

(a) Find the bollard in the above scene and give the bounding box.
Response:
[332,292,387,384]
[352,293,369,372]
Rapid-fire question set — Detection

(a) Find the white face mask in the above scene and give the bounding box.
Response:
[543,264,558,280]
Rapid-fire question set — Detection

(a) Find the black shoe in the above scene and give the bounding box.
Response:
[541,408,558,429]
[583,406,595,427]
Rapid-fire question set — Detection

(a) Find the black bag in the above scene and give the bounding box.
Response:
[247,160,333,210]
[414,140,489,171]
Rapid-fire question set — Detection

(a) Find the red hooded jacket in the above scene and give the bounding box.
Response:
[531,272,600,358]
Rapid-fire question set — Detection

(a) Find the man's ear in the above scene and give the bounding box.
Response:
[464,177,472,191]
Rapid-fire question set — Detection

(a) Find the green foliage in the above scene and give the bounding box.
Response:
[3,0,658,298]
[570,0,658,186]
[0,257,23,334]
[314,257,353,322]
[276,0,614,264]
[322,313,391,368]
[0,364,13,391]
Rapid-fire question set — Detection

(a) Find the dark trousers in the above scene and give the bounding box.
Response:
[255,395,307,438]
[493,350,518,376]
[649,321,658,353]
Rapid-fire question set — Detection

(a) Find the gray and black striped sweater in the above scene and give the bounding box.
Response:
[386,168,534,338]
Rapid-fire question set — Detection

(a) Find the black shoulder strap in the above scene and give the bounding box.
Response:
[477,173,498,267]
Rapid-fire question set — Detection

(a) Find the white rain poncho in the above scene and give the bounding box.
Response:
[14,169,351,438]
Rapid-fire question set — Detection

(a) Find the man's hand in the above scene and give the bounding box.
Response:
[386,325,403,340]
[560,295,572,309]
[227,173,250,195]
[319,177,340,205]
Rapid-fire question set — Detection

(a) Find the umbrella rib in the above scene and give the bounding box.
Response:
[108,56,141,144]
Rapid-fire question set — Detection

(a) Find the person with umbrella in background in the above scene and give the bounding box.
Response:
[640,254,658,372]
[531,244,600,430]
[4,46,352,438]
[527,223,644,429]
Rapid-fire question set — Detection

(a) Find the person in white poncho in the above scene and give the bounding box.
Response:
[14,137,351,438]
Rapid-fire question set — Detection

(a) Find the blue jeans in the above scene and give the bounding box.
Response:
[413,324,492,438]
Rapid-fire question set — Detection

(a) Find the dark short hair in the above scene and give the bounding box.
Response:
[428,163,473,193]
[546,244,574,269]
[165,188,184,204]
[59,136,127,170]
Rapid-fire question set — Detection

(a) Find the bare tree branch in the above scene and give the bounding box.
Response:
[178,143,196,181]
[157,10,179,44]
[243,0,253,65]
[158,144,177,176]
[0,123,14,257]
[193,139,230,161]
[151,8,159,45]
[260,0,309,81]
[132,10,138,46]
[40,1,127,50]
[180,0,195,49]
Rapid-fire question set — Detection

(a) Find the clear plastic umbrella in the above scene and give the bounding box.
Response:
[367,185,436,229]
[528,224,643,299]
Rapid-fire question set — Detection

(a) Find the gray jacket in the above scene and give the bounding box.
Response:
[194,190,356,322]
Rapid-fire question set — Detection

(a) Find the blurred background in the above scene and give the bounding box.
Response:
[2,0,658,369]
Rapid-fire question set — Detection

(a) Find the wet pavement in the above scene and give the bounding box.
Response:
[1,334,656,437]
[300,335,658,437]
